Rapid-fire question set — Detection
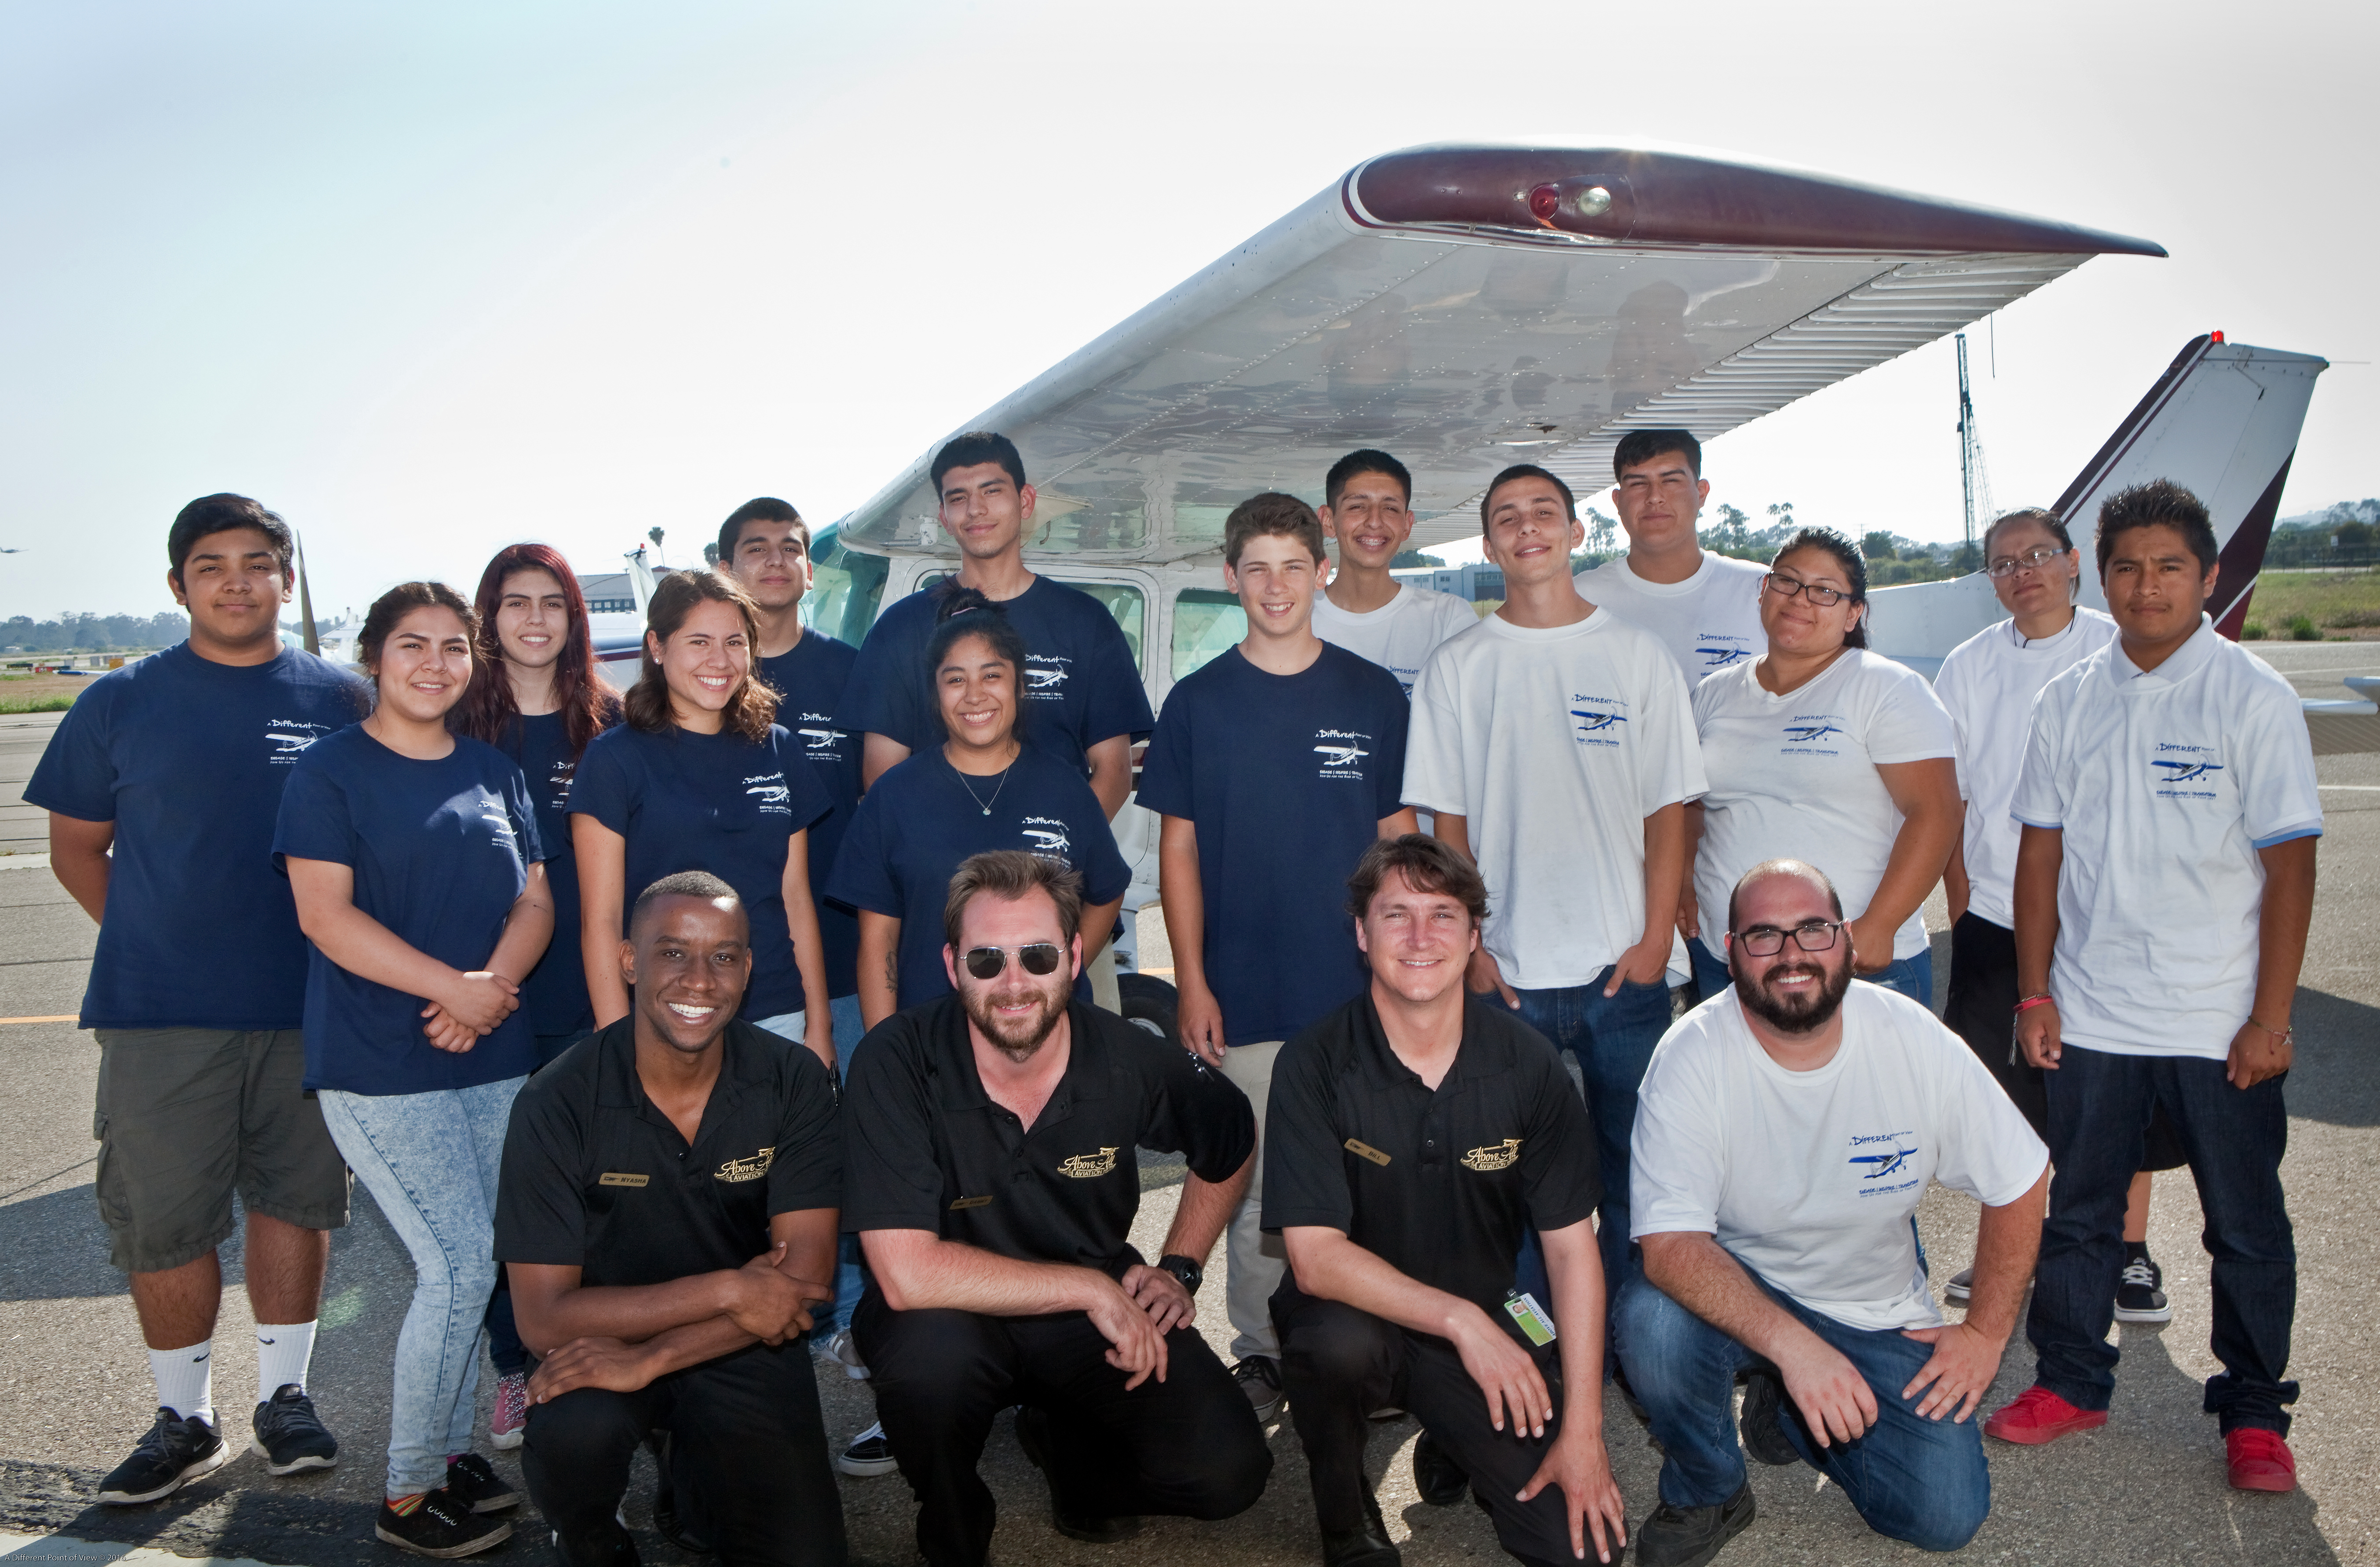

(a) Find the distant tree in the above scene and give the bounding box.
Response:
[1389,549,1445,569]
[702,542,721,567]
[1581,507,1619,556]
[2334,519,2374,552]
[1704,503,1751,554]
[1766,502,1797,534]
[1861,531,1897,561]
[1949,541,1982,575]
[647,526,668,567]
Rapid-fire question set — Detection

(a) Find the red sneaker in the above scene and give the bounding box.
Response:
[2226,1428,2296,1493]
[1983,1385,2109,1445]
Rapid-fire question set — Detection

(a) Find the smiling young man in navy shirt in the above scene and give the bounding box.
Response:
[1139,491,1415,1423]
[28,494,364,1503]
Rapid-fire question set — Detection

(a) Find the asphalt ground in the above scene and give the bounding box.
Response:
[1,638,2376,1566]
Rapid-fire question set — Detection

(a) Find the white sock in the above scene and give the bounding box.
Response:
[149,1341,214,1426]
[255,1321,318,1405]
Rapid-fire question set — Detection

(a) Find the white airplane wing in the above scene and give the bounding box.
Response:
[835,142,2162,560]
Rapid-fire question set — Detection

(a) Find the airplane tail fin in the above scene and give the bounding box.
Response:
[2052,334,2326,636]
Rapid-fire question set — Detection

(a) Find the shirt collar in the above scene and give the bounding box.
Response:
[593,1016,760,1147]
[933,997,1111,1120]
[2108,613,2217,688]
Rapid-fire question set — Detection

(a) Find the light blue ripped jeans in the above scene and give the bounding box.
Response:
[318,1076,523,1498]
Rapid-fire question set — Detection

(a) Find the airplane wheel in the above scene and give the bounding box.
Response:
[1117,973,1179,1047]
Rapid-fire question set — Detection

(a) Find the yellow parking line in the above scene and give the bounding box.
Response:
[0,1015,76,1025]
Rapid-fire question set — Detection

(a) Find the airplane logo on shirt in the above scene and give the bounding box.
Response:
[1024,655,1071,695]
[1022,818,1071,857]
[1849,1145,1917,1179]
[1057,1146,1119,1179]
[743,774,791,810]
[264,719,333,762]
[798,726,847,751]
[2153,758,2224,784]
[1459,1138,1523,1172]
[1696,644,1751,668]
[1570,707,1627,734]
[1313,729,1371,770]
[1784,722,1844,743]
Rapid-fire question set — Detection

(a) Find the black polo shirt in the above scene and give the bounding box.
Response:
[841,996,1254,1279]
[495,1018,842,1289]
[1262,994,1599,1316]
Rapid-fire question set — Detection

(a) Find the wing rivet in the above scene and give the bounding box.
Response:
[1576,185,1613,218]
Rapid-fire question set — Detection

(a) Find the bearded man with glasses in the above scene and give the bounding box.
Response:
[840,850,1271,1567]
[1613,860,2047,1567]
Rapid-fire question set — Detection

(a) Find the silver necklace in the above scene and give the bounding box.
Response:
[953,745,1018,816]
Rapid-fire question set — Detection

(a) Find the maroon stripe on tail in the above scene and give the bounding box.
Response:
[2210,456,2295,640]
[2053,336,2212,521]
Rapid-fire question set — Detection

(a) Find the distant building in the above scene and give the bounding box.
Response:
[1392,562,1506,602]
[577,573,638,615]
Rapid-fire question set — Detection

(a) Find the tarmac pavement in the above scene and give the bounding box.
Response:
[0,638,2375,1565]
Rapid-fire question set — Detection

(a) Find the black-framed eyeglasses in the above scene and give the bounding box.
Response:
[1762,574,1850,608]
[961,943,1065,980]
[1733,920,1844,957]
[1985,546,2067,579]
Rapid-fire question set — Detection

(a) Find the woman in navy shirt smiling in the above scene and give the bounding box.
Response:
[831,589,1130,1026]
[569,569,837,1070]
[274,581,553,1552]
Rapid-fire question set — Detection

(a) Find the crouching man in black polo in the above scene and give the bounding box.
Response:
[1266,835,1629,1567]
[494,871,848,1567]
[844,849,1272,1567]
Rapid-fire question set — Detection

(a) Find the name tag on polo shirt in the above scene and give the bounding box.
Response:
[599,1172,650,1189]
[1344,1139,1391,1167]
[950,1195,993,1210]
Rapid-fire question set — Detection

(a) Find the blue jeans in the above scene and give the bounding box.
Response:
[2029,1044,2296,1434]
[319,1076,523,1497]
[823,992,868,1334]
[1688,937,1932,1009]
[1613,1270,1989,1552]
[1509,967,1674,1298]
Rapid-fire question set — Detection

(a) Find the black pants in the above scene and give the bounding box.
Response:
[1274,1282,1579,1567]
[523,1341,846,1567]
[1943,912,2185,1168]
[855,1285,1271,1567]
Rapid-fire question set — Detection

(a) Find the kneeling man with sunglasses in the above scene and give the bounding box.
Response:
[842,850,1271,1567]
[1614,860,2047,1567]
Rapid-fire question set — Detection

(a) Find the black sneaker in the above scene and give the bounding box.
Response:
[2114,1254,2173,1324]
[377,1488,514,1558]
[443,1451,520,1513]
[1232,1355,1285,1421]
[1638,1481,1755,1567]
[250,1384,338,1475]
[1412,1430,1468,1506]
[98,1407,228,1504]
[834,1419,898,1477]
[1737,1372,1798,1467]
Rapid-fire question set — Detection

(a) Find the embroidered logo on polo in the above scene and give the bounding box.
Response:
[1022,818,1071,858]
[1570,695,1628,747]
[1460,1138,1523,1172]
[2153,744,2224,799]
[744,773,791,813]
[1781,715,1846,755]
[265,718,335,764]
[716,1146,775,1183]
[1848,1132,1919,1195]
[1024,655,1070,698]
[797,713,848,755]
[1057,1146,1119,1179]
[1314,729,1371,779]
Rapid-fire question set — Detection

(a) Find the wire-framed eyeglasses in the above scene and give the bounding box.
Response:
[1985,546,2068,579]
[1733,920,1844,957]
[1762,574,1850,608]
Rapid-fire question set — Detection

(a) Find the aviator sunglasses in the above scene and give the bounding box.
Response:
[961,942,1066,980]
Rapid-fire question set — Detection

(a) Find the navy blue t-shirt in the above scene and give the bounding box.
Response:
[838,576,1154,775]
[25,643,366,1031]
[1137,643,1411,1047]
[758,631,861,1000]
[826,744,1131,1009]
[272,725,546,1095]
[568,722,834,1021]
[495,710,617,1044]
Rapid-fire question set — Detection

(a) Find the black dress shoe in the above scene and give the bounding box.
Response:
[1322,1495,1400,1567]
[1637,1482,1754,1567]
[1015,1406,1143,1545]
[1412,1431,1468,1506]
[647,1432,714,1556]
[1737,1373,1799,1467]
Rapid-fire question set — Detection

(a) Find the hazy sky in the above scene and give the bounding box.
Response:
[4,0,2373,621]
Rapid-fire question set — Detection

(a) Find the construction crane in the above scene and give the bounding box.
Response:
[1955,333,1995,553]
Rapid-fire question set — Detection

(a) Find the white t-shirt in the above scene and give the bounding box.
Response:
[1693,650,1957,961]
[1631,983,2048,1331]
[1312,584,1480,696]
[1935,608,2118,930]
[1574,551,1770,685]
[2010,618,2322,1060]
[1404,609,1707,989]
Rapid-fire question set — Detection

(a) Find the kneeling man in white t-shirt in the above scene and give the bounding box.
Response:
[1616,860,2047,1566]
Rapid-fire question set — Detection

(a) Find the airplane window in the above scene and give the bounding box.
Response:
[1061,582,1145,671]
[1171,589,1246,681]
[804,527,890,648]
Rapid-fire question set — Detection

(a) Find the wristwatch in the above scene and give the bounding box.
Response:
[1157,1253,1204,1294]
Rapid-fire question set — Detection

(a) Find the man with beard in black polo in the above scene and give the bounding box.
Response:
[495,871,846,1567]
[1264,835,1629,1567]
[843,849,1271,1567]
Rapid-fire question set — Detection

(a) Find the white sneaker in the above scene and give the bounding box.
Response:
[820,1327,870,1381]
[1944,1267,1974,1306]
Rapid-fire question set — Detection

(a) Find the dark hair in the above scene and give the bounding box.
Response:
[1325,448,1413,509]
[1770,526,1870,650]
[457,542,621,762]
[168,494,294,586]
[625,570,778,742]
[2095,480,2218,575]
[1980,507,2074,561]
[1224,491,1328,568]
[925,585,1030,694]
[631,869,746,938]
[1726,858,1845,934]
[930,431,1027,495]
[1346,834,1490,927]
[716,498,809,567]
[1479,464,1576,527]
[1612,429,1703,480]
[358,582,477,678]
[943,850,1084,952]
